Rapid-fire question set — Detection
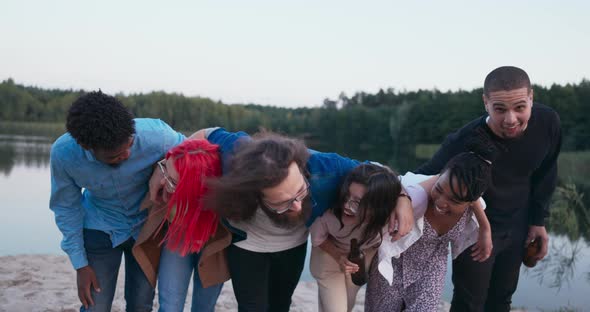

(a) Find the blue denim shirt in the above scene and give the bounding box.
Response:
[49,118,185,269]
[207,128,361,229]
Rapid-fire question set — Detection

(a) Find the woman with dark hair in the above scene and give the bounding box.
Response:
[134,139,227,312]
[365,134,498,312]
[309,164,402,312]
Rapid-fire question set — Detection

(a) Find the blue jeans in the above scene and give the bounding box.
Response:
[81,229,155,312]
[157,246,223,312]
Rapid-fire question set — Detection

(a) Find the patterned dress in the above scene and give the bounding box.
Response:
[365,207,473,312]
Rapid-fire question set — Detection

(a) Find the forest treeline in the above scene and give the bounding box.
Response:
[2,78,590,239]
[1,78,588,170]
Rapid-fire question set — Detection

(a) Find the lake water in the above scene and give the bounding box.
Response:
[1,134,589,311]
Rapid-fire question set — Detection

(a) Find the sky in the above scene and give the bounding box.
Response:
[1,0,589,108]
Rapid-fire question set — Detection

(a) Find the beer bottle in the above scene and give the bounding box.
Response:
[523,239,541,268]
[348,238,367,286]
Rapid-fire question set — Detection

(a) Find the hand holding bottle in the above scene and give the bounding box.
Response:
[348,238,368,286]
[338,255,359,273]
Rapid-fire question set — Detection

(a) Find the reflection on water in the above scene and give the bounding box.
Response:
[532,181,590,296]
[549,183,590,242]
[1,134,590,310]
[0,135,52,175]
[514,236,590,311]
[528,238,582,291]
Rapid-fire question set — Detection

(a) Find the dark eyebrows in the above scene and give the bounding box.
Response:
[106,137,134,159]
[492,100,527,107]
[449,197,463,204]
[107,150,127,159]
[434,184,444,193]
[435,183,463,204]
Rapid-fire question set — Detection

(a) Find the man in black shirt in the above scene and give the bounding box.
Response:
[415,66,562,311]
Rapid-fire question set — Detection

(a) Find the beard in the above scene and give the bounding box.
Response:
[260,198,312,229]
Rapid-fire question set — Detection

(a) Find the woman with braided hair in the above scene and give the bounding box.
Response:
[365,133,500,312]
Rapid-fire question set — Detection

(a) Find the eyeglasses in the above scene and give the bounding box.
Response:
[344,198,361,215]
[157,159,177,193]
[261,178,310,214]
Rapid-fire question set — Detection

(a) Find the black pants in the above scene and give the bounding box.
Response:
[227,242,307,312]
[450,228,527,312]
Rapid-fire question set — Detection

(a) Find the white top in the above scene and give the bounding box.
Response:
[229,208,309,253]
[377,172,485,285]
[310,210,383,253]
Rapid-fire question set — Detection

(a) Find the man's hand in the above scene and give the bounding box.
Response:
[338,255,359,274]
[471,228,493,262]
[188,129,207,140]
[77,265,100,309]
[389,195,414,241]
[148,164,166,204]
[526,225,549,261]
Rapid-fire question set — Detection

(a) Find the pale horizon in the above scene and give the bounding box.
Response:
[2,0,589,108]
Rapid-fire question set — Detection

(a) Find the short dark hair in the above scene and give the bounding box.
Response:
[334,163,401,246]
[207,132,310,221]
[443,127,504,202]
[483,66,531,97]
[66,91,135,151]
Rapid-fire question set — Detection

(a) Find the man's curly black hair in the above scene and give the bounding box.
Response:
[66,90,135,151]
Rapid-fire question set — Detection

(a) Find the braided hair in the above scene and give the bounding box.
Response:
[442,127,505,202]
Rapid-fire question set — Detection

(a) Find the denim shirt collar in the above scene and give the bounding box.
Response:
[83,149,98,162]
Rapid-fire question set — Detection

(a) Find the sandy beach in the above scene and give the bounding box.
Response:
[0,254,480,312]
[0,254,366,312]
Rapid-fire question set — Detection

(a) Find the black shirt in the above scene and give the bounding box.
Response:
[414,103,562,231]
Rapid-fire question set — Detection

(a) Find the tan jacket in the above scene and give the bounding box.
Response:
[132,196,232,288]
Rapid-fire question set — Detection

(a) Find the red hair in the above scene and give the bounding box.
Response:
[160,139,221,256]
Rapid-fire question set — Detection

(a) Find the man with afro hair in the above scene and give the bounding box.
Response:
[49,91,184,311]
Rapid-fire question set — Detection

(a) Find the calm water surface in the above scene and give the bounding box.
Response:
[1,135,588,311]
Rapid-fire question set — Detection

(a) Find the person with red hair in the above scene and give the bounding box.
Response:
[158,139,221,256]
[134,139,227,312]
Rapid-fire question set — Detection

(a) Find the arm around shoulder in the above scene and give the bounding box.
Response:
[189,127,223,141]
[188,129,207,140]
